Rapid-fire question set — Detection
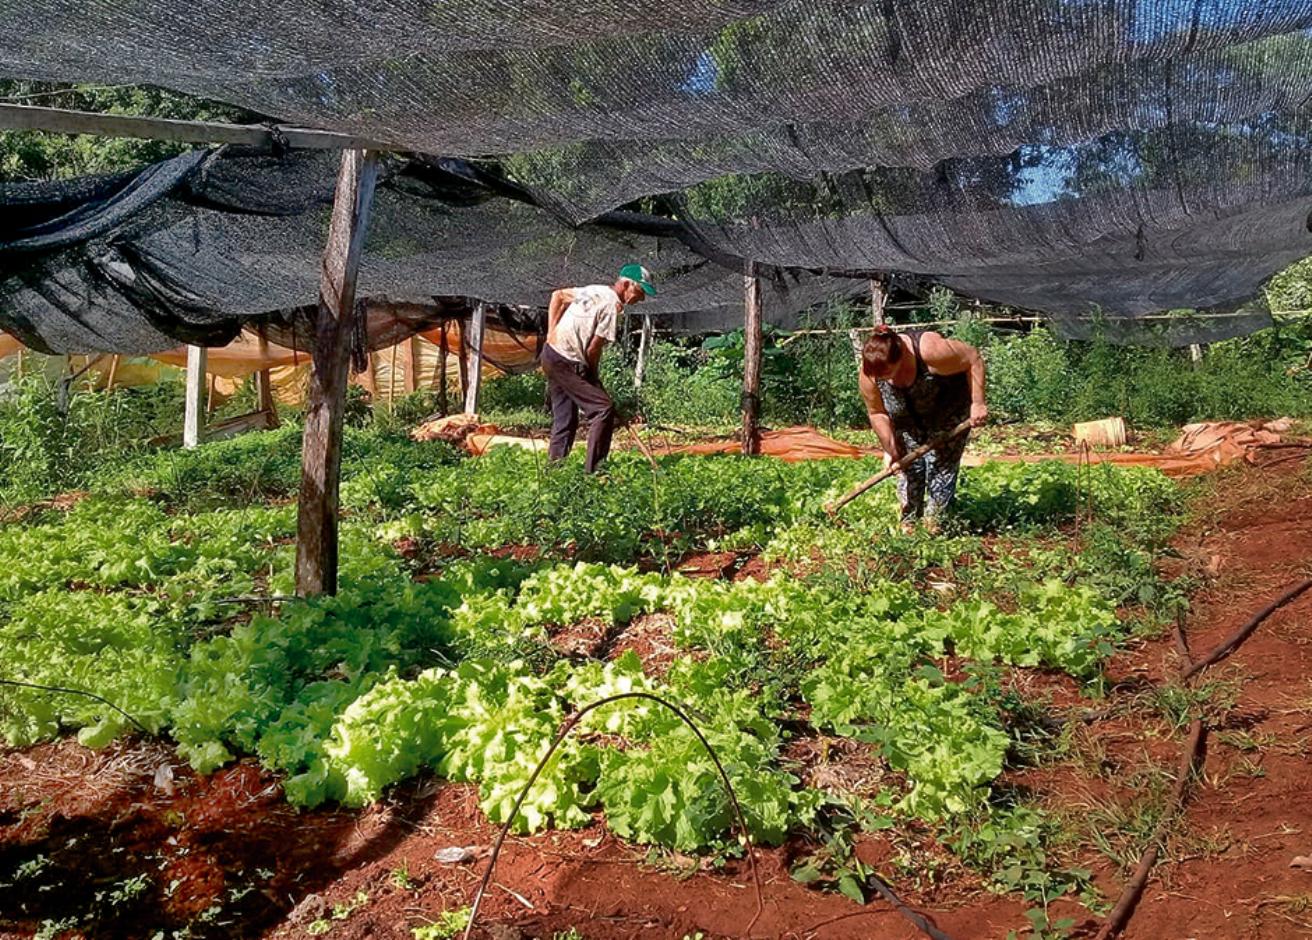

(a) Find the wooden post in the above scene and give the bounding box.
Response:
[295,148,379,597]
[634,313,653,389]
[464,302,487,416]
[871,278,887,326]
[438,319,448,414]
[404,335,419,394]
[852,277,889,366]
[183,345,207,449]
[742,264,763,455]
[388,341,399,404]
[457,317,469,404]
[105,354,120,391]
[1189,343,1204,368]
[437,320,449,416]
[253,333,278,425]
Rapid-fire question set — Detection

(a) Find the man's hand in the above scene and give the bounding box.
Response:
[970,401,989,428]
[882,447,904,474]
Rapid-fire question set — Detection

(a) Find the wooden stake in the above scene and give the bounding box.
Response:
[635,313,653,389]
[741,264,763,456]
[183,345,207,449]
[871,277,887,326]
[295,149,379,597]
[105,354,120,391]
[388,340,399,404]
[404,334,419,394]
[464,302,487,416]
[438,321,449,416]
[457,317,469,404]
[254,332,278,425]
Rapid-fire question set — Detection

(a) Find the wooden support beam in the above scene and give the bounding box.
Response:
[634,313,653,389]
[183,345,207,449]
[295,149,379,597]
[464,303,487,416]
[741,264,763,456]
[0,103,393,153]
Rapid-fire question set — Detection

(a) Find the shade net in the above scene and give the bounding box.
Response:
[0,149,856,354]
[4,1,1312,350]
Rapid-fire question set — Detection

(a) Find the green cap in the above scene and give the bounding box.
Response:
[619,263,657,296]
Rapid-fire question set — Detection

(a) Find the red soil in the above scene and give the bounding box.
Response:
[3,463,1312,939]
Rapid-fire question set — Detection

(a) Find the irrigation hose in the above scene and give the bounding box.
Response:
[802,873,962,940]
[462,691,764,940]
[1095,575,1312,938]
[0,676,149,734]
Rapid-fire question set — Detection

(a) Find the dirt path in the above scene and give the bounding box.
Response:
[2,464,1311,939]
[1113,465,1312,940]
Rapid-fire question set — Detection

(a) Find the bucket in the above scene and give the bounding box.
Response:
[1073,417,1128,448]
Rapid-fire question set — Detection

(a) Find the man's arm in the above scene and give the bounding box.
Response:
[858,369,902,464]
[918,332,989,427]
[585,334,607,376]
[547,288,575,337]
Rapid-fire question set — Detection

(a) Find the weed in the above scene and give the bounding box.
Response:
[412,906,472,939]
[390,861,415,891]
[331,890,369,920]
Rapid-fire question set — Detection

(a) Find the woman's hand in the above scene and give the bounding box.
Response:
[970,401,989,428]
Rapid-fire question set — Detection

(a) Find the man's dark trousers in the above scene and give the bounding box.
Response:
[542,344,615,473]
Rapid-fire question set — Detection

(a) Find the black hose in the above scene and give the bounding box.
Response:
[0,676,150,734]
[462,690,764,939]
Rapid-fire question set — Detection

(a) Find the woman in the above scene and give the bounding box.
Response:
[857,326,988,529]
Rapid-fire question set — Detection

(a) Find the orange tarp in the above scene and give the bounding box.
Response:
[672,420,1303,477]
[674,426,869,461]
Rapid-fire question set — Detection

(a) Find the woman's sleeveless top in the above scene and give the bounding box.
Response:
[876,331,971,434]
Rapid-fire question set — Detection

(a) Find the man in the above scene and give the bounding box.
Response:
[857,326,988,530]
[541,263,655,472]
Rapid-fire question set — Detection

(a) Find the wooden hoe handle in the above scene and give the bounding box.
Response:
[825,418,975,515]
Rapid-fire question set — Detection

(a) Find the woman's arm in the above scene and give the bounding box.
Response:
[918,332,989,427]
[858,369,903,464]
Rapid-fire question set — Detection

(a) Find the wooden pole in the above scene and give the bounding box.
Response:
[0,103,391,153]
[871,278,887,326]
[741,264,763,455]
[464,302,487,415]
[183,345,207,449]
[404,335,419,394]
[635,313,653,389]
[105,354,120,391]
[388,340,399,404]
[457,317,469,404]
[852,277,888,365]
[438,321,450,416]
[254,332,278,425]
[295,148,379,597]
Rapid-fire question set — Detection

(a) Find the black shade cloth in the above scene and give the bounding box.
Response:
[4,2,1312,350]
